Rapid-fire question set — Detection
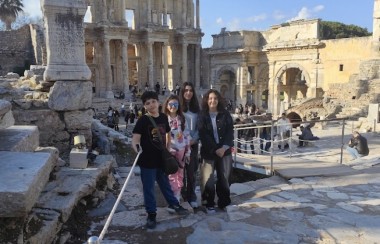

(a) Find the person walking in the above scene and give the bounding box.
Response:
[179,82,200,208]
[198,89,234,213]
[163,95,191,202]
[346,131,369,160]
[277,113,291,151]
[132,91,189,229]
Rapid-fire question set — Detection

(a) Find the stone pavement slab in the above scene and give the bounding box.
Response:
[0,151,55,217]
[0,125,39,152]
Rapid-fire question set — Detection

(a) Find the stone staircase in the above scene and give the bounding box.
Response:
[0,99,115,243]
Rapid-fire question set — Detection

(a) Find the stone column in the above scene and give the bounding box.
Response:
[195,44,201,88]
[196,0,200,29]
[147,41,154,88]
[147,0,152,24]
[163,0,168,27]
[122,40,129,94]
[121,0,127,24]
[103,38,113,98]
[182,42,188,83]
[182,0,186,28]
[41,0,91,82]
[101,0,108,23]
[163,42,169,87]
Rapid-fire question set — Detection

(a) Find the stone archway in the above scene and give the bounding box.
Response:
[216,66,236,104]
[274,63,310,111]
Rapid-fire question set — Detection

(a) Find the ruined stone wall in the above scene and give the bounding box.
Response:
[0,25,35,76]
[319,36,372,90]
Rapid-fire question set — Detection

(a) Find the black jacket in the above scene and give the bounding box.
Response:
[198,110,234,160]
[349,135,369,156]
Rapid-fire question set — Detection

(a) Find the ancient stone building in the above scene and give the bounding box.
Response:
[84,0,202,98]
[202,17,378,117]
[200,0,380,119]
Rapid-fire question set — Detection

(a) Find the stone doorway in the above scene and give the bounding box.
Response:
[218,69,236,105]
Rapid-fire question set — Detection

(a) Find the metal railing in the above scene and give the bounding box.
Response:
[233,118,352,175]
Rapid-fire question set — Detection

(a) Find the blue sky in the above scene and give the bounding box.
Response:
[23,0,374,47]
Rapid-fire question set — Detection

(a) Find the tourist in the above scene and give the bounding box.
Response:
[162,84,167,96]
[155,82,160,95]
[179,82,200,208]
[346,131,369,160]
[120,103,125,117]
[145,82,149,91]
[129,111,136,124]
[259,127,271,154]
[131,91,189,229]
[297,125,313,147]
[124,110,130,126]
[113,109,120,131]
[163,95,191,202]
[175,83,180,95]
[277,113,291,151]
[198,89,234,213]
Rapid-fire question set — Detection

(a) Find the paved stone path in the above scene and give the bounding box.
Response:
[86,124,380,243]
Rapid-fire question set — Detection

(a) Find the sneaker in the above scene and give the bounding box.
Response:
[189,201,198,208]
[206,207,216,214]
[146,213,156,229]
[167,205,189,215]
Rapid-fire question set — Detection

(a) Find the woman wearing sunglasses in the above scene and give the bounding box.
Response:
[163,95,192,202]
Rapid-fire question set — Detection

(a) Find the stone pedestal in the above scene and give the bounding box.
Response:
[41,0,91,82]
[48,81,92,111]
[69,148,88,169]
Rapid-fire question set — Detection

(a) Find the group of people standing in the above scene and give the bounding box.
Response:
[131,82,234,229]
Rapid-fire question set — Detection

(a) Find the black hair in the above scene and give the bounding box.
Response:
[141,91,158,104]
[179,82,200,113]
[201,89,225,112]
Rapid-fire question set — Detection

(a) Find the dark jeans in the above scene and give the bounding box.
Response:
[140,166,179,213]
[200,154,232,208]
[183,144,199,202]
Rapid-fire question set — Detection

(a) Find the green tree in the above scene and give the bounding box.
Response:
[0,0,24,30]
[320,21,371,40]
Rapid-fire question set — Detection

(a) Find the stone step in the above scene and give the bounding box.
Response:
[0,150,57,217]
[0,125,39,152]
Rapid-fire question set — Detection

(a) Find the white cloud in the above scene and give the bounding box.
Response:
[246,13,267,23]
[216,17,224,25]
[313,5,325,12]
[23,0,42,18]
[287,5,325,22]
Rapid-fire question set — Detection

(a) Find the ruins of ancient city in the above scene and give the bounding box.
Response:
[0,0,380,243]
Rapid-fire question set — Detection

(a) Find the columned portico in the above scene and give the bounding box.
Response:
[147,41,154,88]
[163,42,169,87]
[182,42,188,83]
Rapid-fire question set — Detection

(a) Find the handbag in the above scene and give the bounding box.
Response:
[147,115,179,175]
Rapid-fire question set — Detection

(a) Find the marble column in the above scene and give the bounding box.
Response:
[147,0,152,24]
[163,0,168,26]
[182,42,188,83]
[121,0,127,24]
[147,41,154,88]
[101,0,108,23]
[104,38,113,98]
[196,0,200,29]
[182,0,186,28]
[122,40,129,93]
[195,44,201,88]
[163,42,169,87]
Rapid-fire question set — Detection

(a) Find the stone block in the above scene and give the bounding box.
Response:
[48,81,93,111]
[0,151,56,217]
[69,148,88,169]
[0,125,39,152]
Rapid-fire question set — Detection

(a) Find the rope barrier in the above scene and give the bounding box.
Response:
[88,151,142,244]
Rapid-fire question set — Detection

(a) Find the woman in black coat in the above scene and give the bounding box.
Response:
[198,89,234,213]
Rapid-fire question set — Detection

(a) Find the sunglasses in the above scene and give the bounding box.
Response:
[168,102,179,108]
